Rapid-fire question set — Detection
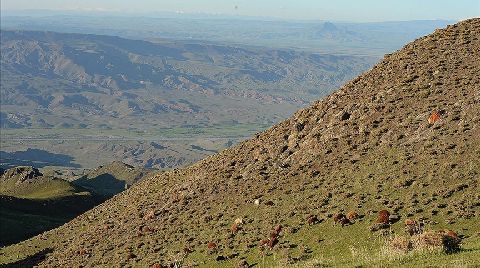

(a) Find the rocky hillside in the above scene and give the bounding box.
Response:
[1,19,479,267]
[0,166,89,199]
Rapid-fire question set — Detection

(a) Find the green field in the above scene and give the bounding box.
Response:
[0,123,272,140]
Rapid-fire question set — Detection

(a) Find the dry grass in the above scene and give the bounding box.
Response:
[411,231,462,253]
[385,230,462,257]
[386,235,412,253]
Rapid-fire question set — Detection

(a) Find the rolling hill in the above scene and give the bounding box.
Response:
[1,18,479,267]
[0,163,153,247]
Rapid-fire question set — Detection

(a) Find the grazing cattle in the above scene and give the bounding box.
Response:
[307,215,319,225]
[404,219,423,235]
[333,213,350,226]
[231,223,239,234]
[269,230,278,239]
[428,111,441,125]
[268,237,278,249]
[333,213,345,223]
[346,211,359,221]
[258,239,270,248]
[152,264,163,268]
[234,218,243,225]
[270,225,282,239]
[339,217,350,226]
[446,230,458,238]
[443,229,458,239]
[260,225,282,250]
[207,242,217,249]
[376,210,390,224]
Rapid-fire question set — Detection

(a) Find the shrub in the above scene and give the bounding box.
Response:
[411,231,461,253]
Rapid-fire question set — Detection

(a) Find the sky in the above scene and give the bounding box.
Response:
[1,0,479,22]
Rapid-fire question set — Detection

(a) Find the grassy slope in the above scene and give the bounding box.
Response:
[1,19,479,267]
[1,210,478,267]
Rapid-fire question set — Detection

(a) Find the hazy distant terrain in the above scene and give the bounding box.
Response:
[0,30,375,169]
[0,12,453,56]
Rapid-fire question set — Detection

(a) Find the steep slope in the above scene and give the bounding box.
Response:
[1,19,479,267]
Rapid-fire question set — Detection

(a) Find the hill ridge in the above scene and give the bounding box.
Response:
[1,18,479,267]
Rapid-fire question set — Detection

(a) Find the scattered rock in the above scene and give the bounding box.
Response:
[215,255,226,261]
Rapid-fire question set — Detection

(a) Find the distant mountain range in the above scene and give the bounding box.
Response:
[0,13,454,55]
[0,19,453,171]
[0,30,375,130]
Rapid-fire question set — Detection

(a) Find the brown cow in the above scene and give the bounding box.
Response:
[231,223,240,234]
[376,210,390,224]
[268,237,278,249]
[333,213,350,226]
[428,111,441,125]
[307,215,320,225]
[346,211,359,221]
[207,242,217,249]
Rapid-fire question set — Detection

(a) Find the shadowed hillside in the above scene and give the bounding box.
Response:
[0,163,153,246]
[0,19,479,267]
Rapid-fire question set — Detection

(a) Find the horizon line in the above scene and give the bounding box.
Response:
[0,8,468,24]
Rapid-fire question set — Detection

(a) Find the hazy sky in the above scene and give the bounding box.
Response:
[1,0,479,22]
